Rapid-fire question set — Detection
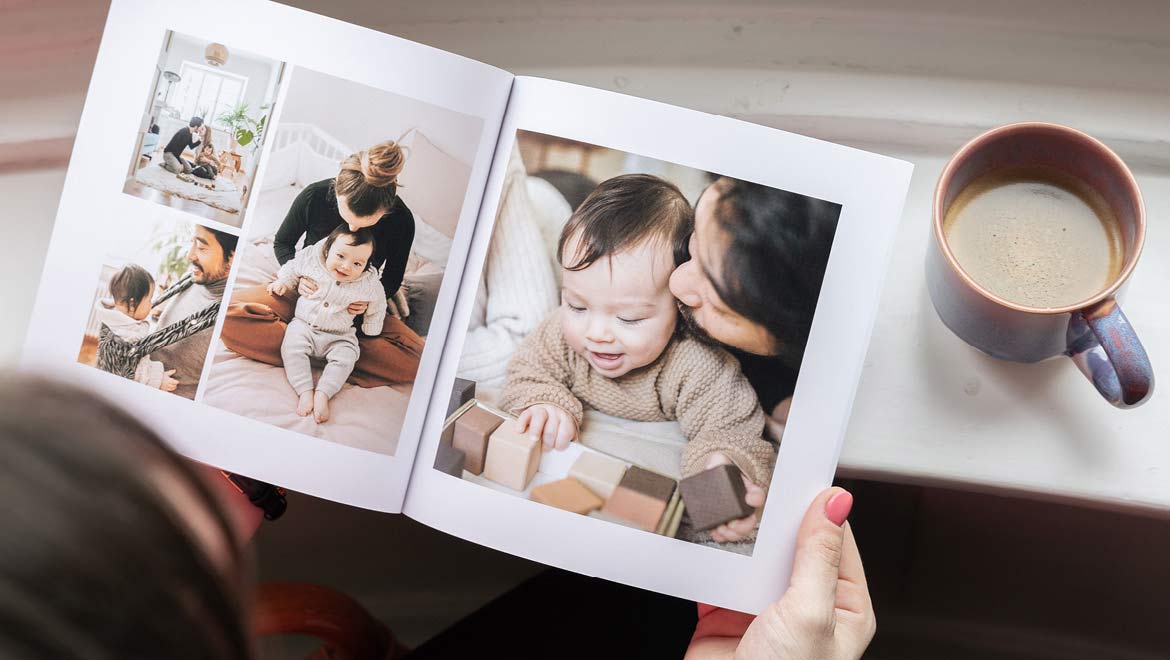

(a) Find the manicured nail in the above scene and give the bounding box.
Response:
[825,489,853,527]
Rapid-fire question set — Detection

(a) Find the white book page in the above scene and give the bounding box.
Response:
[21,0,512,513]
[404,76,912,612]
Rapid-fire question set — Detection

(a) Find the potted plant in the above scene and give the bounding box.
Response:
[217,102,270,153]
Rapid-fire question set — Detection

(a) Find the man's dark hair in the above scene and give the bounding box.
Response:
[709,177,841,366]
[557,173,693,271]
[201,225,238,260]
[189,116,204,128]
[108,264,154,312]
[323,225,378,271]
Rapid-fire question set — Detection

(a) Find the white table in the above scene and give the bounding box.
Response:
[5,0,1169,515]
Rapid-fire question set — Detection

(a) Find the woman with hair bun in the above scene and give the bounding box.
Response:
[221,140,424,386]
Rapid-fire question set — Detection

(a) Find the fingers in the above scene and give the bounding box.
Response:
[787,487,852,617]
[541,414,559,450]
[710,512,758,542]
[838,522,870,603]
[524,407,548,443]
[704,452,731,469]
[517,408,533,433]
[164,369,176,376]
[743,479,767,508]
[554,415,574,450]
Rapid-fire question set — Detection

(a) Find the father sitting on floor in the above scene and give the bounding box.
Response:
[152,224,236,400]
[160,116,207,178]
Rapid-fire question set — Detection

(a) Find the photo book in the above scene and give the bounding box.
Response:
[22,0,912,613]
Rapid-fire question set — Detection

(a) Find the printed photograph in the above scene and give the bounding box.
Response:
[201,66,485,457]
[123,30,286,227]
[436,131,842,554]
[77,219,238,401]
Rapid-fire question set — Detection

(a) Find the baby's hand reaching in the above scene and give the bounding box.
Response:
[267,280,289,297]
[704,452,767,543]
[160,369,179,393]
[518,404,577,451]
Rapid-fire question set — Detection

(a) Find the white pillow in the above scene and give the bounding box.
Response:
[396,130,472,239]
[259,144,298,191]
[525,176,573,271]
[409,211,453,267]
[297,144,343,189]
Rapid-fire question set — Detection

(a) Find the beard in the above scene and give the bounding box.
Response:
[676,302,722,348]
[190,260,225,284]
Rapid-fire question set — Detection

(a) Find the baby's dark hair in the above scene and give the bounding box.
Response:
[108,264,154,312]
[322,225,378,271]
[557,174,694,272]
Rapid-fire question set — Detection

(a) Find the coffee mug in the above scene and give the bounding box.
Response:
[926,122,1154,408]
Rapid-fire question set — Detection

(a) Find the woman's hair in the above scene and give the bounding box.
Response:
[321,225,378,271]
[108,264,154,312]
[557,173,694,271]
[709,177,842,366]
[0,375,253,660]
[334,140,407,218]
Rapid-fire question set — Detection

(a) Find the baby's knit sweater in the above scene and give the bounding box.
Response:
[274,243,387,335]
[499,310,776,488]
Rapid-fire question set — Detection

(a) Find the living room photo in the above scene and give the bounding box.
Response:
[122,30,286,228]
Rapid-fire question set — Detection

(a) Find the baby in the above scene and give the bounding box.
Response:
[191,144,220,186]
[268,225,387,423]
[499,174,776,531]
[96,264,179,392]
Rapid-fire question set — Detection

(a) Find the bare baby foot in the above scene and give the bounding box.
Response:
[313,390,331,423]
[296,391,314,417]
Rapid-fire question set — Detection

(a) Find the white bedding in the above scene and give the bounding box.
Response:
[201,237,412,456]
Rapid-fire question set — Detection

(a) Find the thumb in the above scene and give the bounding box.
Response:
[787,487,853,615]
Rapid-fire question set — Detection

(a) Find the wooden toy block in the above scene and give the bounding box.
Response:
[678,464,755,531]
[655,488,683,536]
[482,419,541,490]
[599,466,676,531]
[452,406,504,475]
[433,441,466,477]
[531,478,604,514]
[568,452,627,500]
[446,377,476,418]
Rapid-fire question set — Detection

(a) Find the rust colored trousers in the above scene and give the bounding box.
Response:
[221,285,423,388]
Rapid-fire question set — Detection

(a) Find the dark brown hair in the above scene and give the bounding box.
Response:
[108,264,154,312]
[708,177,841,366]
[322,225,377,271]
[557,173,693,271]
[200,225,238,261]
[334,141,407,217]
[0,375,253,659]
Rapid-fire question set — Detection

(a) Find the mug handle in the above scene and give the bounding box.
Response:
[1066,298,1154,408]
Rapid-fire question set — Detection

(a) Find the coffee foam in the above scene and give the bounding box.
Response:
[943,166,1123,309]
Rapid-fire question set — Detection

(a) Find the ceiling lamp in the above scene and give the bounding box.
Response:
[204,43,229,67]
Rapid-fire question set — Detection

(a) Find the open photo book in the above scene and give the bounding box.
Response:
[22,0,912,614]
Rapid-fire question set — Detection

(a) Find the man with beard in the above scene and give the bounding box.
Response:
[151,224,236,399]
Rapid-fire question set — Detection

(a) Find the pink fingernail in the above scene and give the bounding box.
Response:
[825,490,853,527]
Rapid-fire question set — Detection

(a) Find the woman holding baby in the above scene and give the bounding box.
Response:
[495,172,871,657]
[673,177,874,658]
[220,140,425,392]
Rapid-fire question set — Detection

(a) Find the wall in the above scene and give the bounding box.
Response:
[276,66,481,165]
[160,32,280,128]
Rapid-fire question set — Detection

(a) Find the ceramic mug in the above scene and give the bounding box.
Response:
[926,122,1154,408]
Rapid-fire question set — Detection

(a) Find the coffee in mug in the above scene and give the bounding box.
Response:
[927,122,1153,408]
[942,166,1124,309]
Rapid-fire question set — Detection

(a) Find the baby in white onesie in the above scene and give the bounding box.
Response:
[96,264,179,392]
[268,226,386,422]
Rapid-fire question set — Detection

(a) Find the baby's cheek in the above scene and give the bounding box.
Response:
[560,316,585,355]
